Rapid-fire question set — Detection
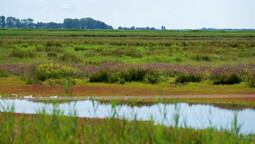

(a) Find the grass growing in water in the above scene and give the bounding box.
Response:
[0,100,254,143]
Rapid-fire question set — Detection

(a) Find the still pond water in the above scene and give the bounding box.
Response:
[0,99,255,134]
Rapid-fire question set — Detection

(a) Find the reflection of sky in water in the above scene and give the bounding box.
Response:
[1,99,254,134]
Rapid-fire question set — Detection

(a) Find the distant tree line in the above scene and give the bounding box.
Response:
[118,26,156,31]
[200,27,255,31]
[117,26,167,31]
[0,16,113,29]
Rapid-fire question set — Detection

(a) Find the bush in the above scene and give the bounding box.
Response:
[89,70,118,83]
[89,71,109,82]
[34,64,80,81]
[0,69,8,78]
[246,71,255,87]
[176,73,202,83]
[9,49,36,58]
[144,70,161,84]
[108,74,119,83]
[120,68,146,82]
[89,68,161,84]
[60,53,81,63]
[212,73,242,85]
[119,78,125,84]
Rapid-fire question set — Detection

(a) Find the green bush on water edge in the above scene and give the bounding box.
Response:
[0,100,254,144]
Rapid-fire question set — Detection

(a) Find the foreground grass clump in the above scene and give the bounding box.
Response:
[0,103,254,144]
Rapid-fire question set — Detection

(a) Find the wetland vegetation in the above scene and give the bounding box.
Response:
[1,29,255,143]
[0,29,255,88]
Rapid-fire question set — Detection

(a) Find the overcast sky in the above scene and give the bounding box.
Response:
[1,0,254,29]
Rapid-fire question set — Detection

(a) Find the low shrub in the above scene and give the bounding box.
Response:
[9,49,36,58]
[89,70,118,83]
[120,68,146,82]
[60,53,81,63]
[34,64,80,81]
[176,73,202,83]
[89,68,162,84]
[144,70,161,84]
[89,71,109,82]
[108,74,119,83]
[0,69,8,78]
[246,71,255,87]
[119,78,125,84]
[212,73,242,85]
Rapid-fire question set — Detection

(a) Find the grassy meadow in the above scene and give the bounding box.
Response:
[0,29,255,89]
[0,29,255,65]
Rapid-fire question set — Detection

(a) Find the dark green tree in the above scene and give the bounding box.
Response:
[6,17,17,28]
[0,16,5,28]
[63,18,73,29]
[26,18,34,28]
[84,17,96,29]
[63,18,79,29]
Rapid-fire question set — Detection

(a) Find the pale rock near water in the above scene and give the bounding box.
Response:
[50,96,58,99]
[11,94,18,97]
[24,95,34,99]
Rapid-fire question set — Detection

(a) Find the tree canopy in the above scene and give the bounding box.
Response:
[0,16,113,30]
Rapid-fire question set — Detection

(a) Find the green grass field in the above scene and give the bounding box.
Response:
[0,29,255,65]
[0,29,255,87]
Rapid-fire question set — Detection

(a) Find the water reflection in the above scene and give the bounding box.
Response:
[0,99,254,134]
